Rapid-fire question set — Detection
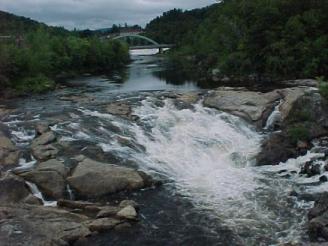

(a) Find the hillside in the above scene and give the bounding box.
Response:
[166,0,328,81]
[144,5,217,45]
[0,10,68,36]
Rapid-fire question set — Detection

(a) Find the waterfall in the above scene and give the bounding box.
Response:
[25,181,57,207]
[264,100,283,130]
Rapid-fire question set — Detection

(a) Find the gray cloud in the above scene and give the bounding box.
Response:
[0,0,215,30]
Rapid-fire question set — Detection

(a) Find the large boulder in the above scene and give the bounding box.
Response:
[0,173,30,204]
[31,131,58,161]
[67,158,152,198]
[203,88,280,123]
[0,135,20,167]
[0,205,91,246]
[105,102,132,119]
[18,159,68,199]
[308,193,328,241]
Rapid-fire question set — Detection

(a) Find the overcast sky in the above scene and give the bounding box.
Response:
[0,0,215,30]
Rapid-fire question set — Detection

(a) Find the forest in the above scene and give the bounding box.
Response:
[0,11,129,93]
[146,0,328,81]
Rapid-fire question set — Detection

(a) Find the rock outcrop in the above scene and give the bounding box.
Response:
[31,131,58,161]
[0,173,30,204]
[0,135,20,168]
[67,158,152,198]
[18,159,68,199]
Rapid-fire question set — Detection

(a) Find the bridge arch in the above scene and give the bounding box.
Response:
[112,34,159,46]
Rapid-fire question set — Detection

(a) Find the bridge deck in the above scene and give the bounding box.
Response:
[130,44,175,50]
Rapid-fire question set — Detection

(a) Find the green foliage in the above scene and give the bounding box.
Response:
[318,77,328,100]
[165,0,328,80]
[14,74,55,93]
[0,24,129,93]
[288,125,310,143]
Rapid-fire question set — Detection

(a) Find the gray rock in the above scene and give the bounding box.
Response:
[31,131,56,147]
[119,200,139,209]
[18,160,68,199]
[87,218,122,232]
[67,158,150,197]
[35,122,50,135]
[23,194,42,205]
[0,173,30,204]
[105,102,132,118]
[0,205,91,246]
[32,144,58,161]
[203,88,281,122]
[96,206,119,218]
[117,205,137,220]
[0,136,20,167]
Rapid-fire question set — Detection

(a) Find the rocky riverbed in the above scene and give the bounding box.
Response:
[1,54,328,245]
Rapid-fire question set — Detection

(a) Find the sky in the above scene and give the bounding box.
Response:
[0,0,215,30]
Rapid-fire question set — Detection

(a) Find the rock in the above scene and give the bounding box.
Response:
[58,200,97,210]
[114,222,132,231]
[32,144,58,161]
[96,206,119,218]
[320,176,328,183]
[31,131,56,147]
[18,160,68,199]
[281,79,318,87]
[0,205,91,245]
[256,133,296,165]
[0,106,14,119]
[67,158,151,198]
[0,173,30,204]
[300,162,322,177]
[297,140,309,149]
[117,205,137,220]
[87,218,122,232]
[278,87,308,121]
[23,194,42,205]
[35,122,50,135]
[105,102,132,119]
[0,136,20,167]
[203,88,281,123]
[119,200,139,209]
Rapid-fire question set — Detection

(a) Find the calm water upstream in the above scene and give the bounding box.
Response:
[2,49,323,245]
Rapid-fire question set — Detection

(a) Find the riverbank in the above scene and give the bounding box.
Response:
[2,52,328,244]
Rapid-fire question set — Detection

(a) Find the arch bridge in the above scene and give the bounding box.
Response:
[108,32,174,53]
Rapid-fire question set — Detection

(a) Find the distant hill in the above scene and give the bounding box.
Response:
[144,4,218,44]
[0,10,69,36]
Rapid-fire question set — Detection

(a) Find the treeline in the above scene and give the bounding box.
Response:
[144,6,217,45]
[154,0,328,81]
[0,12,129,93]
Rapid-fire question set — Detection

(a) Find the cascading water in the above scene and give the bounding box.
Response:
[86,97,311,245]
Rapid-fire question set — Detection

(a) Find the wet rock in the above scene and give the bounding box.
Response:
[203,88,281,123]
[320,176,328,183]
[23,194,42,205]
[0,173,30,204]
[256,133,296,165]
[18,159,68,199]
[297,140,309,149]
[308,193,328,241]
[280,79,318,87]
[67,158,151,198]
[35,122,50,135]
[114,222,132,231]
[117,205,137,220]
[31,131,56,146]
[58,200,98,210]
[0,205,91,246]
[96,206,119,218]
[32,144,58,161]
[300,162,322,177]
[119,200,139,209]
[0,136,20,167]
[87,218,122,232]
[105,102,132,119]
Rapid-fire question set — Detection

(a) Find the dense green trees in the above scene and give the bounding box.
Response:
[164,0,328,81]
[144,6,217,45]
[0,14,129,93]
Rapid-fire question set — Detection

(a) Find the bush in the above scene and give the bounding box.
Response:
[14,74,55,93]
[288,125,310,143]
[318,77,328,100]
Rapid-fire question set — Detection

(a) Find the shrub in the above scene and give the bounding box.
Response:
[14,74,55,93]
[288,125,310,144]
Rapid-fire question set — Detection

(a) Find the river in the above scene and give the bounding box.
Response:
[1,49,323,245]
